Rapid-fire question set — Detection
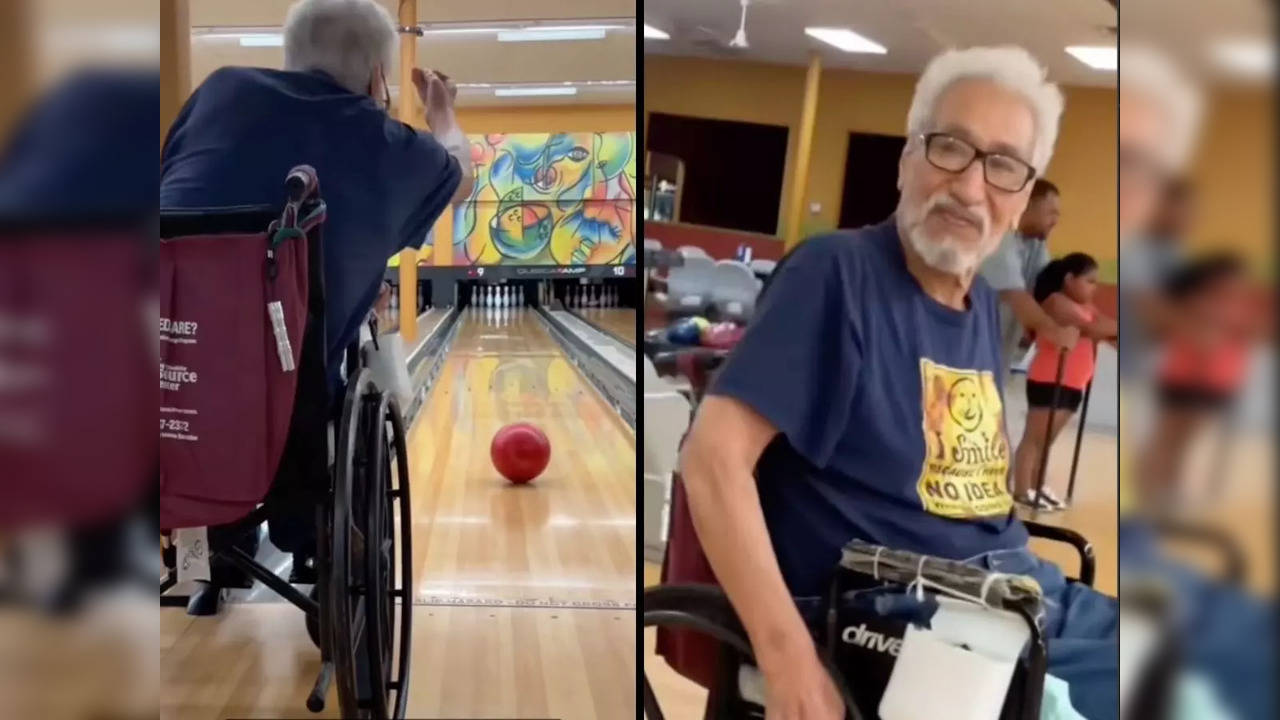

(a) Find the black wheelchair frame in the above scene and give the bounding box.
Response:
[643,344,1098,720]
[159,170,413,719]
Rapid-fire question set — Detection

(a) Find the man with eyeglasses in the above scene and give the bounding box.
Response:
[161,0,474,397]
[678,47,1117,719]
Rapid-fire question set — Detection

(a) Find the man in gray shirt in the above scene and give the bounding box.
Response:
[979,179,1078,383]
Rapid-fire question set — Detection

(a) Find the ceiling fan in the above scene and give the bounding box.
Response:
[692,0,752,53]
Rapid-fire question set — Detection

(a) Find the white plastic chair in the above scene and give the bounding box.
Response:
[710,259,761,321]
[665,255,716,315]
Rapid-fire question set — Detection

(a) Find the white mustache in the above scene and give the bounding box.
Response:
[924,195,988,236]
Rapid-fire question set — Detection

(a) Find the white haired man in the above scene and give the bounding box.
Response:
[161,0,475,396]
[159,0,474,613]
[678,46,1116,719]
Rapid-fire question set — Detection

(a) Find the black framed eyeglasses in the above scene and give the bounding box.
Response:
[918,132,1036,192]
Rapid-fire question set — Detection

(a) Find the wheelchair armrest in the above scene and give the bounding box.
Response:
[1024,520,1096,587]
[1151,518,1246,586]
[643,584,752,657]
[643,583,863,719]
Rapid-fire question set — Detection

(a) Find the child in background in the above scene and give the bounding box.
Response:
[1139,253,1253,507]
[1014,253,1118,510]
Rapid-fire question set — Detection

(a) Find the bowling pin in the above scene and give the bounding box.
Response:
[503,286,510,307]
[487,286,494,307]
[579,286,586,307]
[498,286,505,308]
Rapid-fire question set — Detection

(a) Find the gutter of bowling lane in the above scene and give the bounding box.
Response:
[400,304,463,429]
[534,297,636,431]
[559,297,634,349]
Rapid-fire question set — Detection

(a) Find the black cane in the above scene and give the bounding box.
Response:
[1064,342,1098,506]
[1032,348,1068,518]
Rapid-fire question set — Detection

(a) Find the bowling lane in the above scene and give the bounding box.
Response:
[406,307,636,607]
[573,307,636,346]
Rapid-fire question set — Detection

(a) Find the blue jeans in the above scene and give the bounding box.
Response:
[1120,520,1275,720]
[974,547,1118,720]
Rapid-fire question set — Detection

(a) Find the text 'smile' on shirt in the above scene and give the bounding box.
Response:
[710,218,1028,596]
[160,67,461,394]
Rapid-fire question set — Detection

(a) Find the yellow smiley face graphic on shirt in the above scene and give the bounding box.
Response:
[947,377,984,432]
[917,359,1012,518]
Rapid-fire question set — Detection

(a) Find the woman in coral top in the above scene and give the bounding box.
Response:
[1013,253,1118,510]
[1139,253,1254,505]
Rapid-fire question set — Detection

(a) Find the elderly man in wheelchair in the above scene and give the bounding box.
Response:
[644,46,1117,720]
[158,1,473,716]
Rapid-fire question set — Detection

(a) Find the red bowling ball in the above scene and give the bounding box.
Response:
[491,422,551,484]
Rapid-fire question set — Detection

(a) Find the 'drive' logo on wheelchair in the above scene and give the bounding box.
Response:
[842,622,902,656]
[916,359,1011,518]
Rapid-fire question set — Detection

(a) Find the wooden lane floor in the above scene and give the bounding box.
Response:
[408,307,636,607]
[161,306,637,719]
[572,307,637,346]
[162,602,635,719]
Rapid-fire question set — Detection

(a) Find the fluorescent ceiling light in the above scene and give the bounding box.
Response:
[804,27,886,54]
[1065,45,1117,70]
[238,33,283,47]
[494,86,579,97]
[643,24,670,40]
[1211,39,1272,77]
[498,28,606,42]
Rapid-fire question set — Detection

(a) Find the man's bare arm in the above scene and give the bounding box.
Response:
[414,68,475,203]
[679,396,841,716]
[999,289,1079,349]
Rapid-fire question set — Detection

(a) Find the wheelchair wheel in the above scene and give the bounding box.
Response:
[643,585,861,720]
[330,370,414,719]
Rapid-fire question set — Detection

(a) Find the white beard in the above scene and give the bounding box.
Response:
[905,225,991,276]
[899,195,1001,277]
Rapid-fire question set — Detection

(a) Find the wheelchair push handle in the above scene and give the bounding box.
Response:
[285,164,320,203]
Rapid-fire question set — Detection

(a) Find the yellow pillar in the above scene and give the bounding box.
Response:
[433,209,452,266]
[783,53,822,251]
[160,0,191,145]
[397,0,418,342]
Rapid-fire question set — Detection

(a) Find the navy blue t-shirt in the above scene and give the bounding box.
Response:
[710,218,1028,596]
[160,67,461,392]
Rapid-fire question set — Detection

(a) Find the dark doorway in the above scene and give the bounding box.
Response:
[646,112,789,235]
[838,132,906,230]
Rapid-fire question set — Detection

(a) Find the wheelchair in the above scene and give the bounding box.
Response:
[643,344,1097,720]
[159,166,412,719]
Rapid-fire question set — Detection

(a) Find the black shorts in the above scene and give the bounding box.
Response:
[1025,380,1083,412]
[1158,383,1235,411]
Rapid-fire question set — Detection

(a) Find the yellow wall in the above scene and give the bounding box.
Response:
[644,55,1118,262]
[1187,87,1272,267]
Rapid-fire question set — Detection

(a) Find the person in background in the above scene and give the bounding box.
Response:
[1140,253,1253,507]
[980,178,1079,385]
[1122,177,1195,367]
[1012,253,1116,510]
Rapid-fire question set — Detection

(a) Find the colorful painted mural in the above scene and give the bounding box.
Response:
[452,132,636,266]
